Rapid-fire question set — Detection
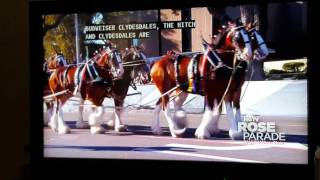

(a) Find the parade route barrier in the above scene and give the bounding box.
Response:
[61,80,307,117]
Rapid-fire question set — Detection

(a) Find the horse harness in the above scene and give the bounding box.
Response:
[54,62,112,95]
[173,49,248,95]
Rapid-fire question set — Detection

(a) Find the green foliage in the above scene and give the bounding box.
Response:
[268,69,285,75]
[43,14,84,63]
[265,60,307,80]
[282,62,305,73]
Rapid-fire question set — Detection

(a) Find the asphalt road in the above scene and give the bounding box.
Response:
[44,110,308,164]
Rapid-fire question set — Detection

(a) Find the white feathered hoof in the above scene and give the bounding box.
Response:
[90,126,106,134]
[195,127,211,139]
[171,127,186,138]
[229,129,243,140]
[48,120,57,132]
[115,125,128,132]
[174,110,187,129]
[58,125,71,134]
[76,121,89,129]
[107,120,115,128]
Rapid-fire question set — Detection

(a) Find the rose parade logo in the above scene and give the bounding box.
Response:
[238,115,286,142]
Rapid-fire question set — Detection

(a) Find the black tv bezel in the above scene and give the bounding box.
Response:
[29,0,315,179]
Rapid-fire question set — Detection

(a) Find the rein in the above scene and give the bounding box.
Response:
[216,52,238,109]
[121,59,146,66]
[240,60,254,102]
[122,62,146,67]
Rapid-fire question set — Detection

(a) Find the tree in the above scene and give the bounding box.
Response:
[268,69,285,75]
[43,14,88,63]
[42,15,66,34]
[282,62,305,73]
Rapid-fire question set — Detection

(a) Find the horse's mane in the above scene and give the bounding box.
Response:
[95,50,110,67]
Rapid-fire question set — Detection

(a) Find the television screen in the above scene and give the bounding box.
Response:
[39,1,308,165]
[41,2,308,164]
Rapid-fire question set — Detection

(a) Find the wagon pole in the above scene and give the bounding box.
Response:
[43,90,69,101]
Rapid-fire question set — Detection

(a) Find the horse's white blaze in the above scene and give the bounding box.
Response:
[151,103,162,135]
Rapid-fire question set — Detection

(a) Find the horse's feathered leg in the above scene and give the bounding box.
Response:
[209,100,222,136]
[151,98,162,135]
[48,72,59,132]
[162,94,186,137]
[225,101,238,139]
[88,106,106,134]
[195,96,220,139]
[75,98,89,129]
[56,98,70,134]
[195,96,213,139]
[114,99,127,132]
[48,100,58,132]
[106,113,115,128]
[44,102,53,126]
[172,91,188,129]
[226,92,243,140]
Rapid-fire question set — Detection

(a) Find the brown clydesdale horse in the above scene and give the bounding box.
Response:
[93,46,151,132]
[150,25,269,139]
[71,45,149,133]
[43,53,68,125]
[47,48,122,134]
